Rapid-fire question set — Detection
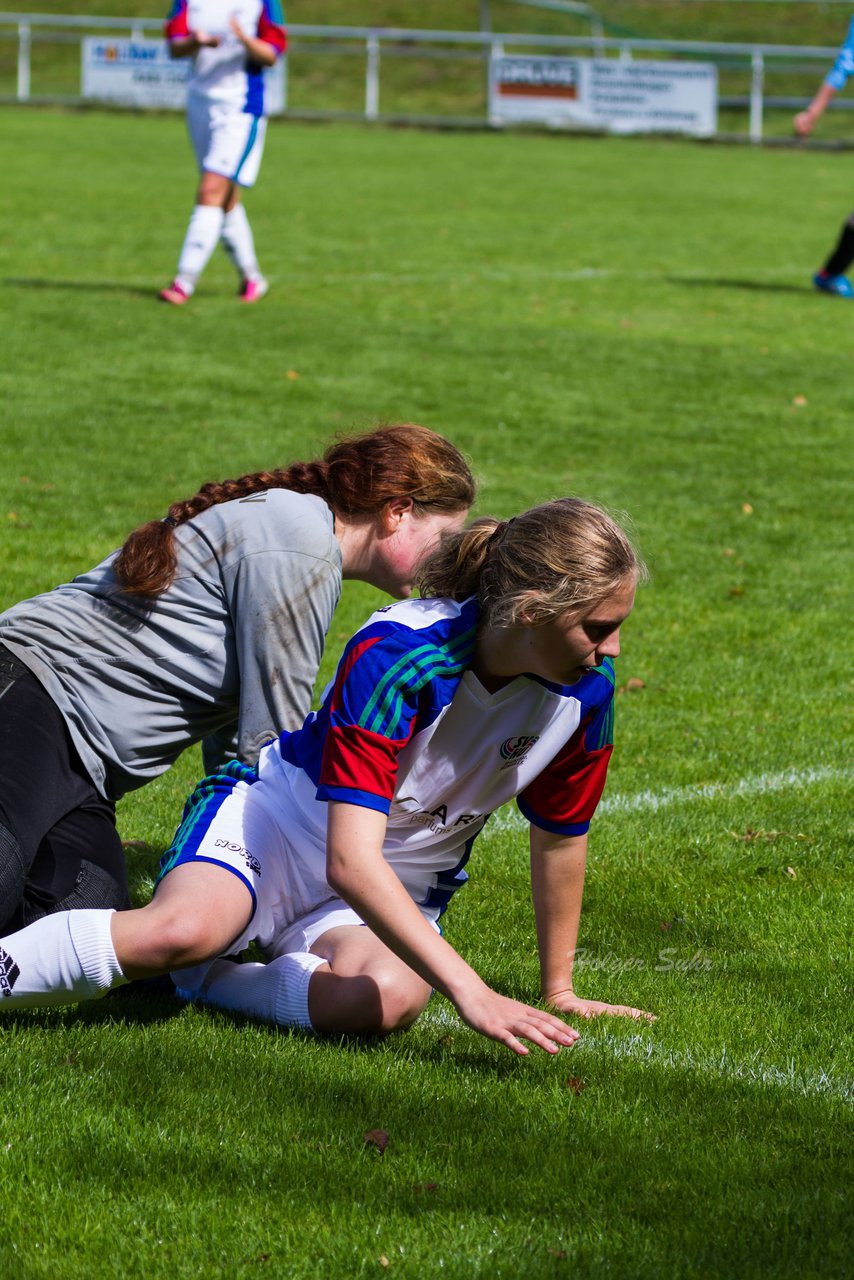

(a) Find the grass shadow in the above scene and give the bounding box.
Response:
[82,982,187,1026]
[2,275,158,301]
[667,275,810,296]
[0,983,184,1030]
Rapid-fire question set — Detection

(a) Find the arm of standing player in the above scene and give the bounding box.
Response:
[794,81,836,136]
[795,18,854,136]
[229,17,278,66]
[168,32,221,58]
[530,825,655,1021]
[325,802,580,1056]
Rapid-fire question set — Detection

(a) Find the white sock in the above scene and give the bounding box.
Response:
[220,204,262,283]
[0,910,127,1009]
[175,204,225,292]
[174,951,323,1029]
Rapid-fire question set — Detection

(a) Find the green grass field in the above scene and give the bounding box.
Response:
[0,107,851,1278]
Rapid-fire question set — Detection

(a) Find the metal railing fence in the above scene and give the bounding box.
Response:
[0,14,848,143]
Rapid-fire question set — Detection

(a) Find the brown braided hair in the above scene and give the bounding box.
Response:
[416,499,646,628]
[113,423,476,597]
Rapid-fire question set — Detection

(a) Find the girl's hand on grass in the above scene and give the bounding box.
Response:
[454,985,580,1056]
[546,989,656,1023]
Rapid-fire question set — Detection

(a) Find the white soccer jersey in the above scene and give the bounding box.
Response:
[160,596,618,958]
[165,0,286,114]
[269,595,617,913]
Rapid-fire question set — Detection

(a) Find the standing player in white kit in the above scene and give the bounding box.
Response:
[160,0,286,305]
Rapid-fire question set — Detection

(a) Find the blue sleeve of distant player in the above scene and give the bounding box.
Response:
[826,19,854,90]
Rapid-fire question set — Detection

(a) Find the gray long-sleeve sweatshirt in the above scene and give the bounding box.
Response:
[0,489,342,801]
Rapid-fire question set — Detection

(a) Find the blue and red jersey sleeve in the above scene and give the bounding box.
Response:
[517,663,616,837]
[310,611,475,815]
[314,629,420,814]
[258,0,287,54]
[163,0,286,52]
[164,0,189,40]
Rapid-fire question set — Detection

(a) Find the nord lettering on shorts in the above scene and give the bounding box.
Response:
[214,838,261,877]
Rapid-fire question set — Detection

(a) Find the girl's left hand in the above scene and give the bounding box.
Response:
[546,989,656,1022]
[229,16,247,42]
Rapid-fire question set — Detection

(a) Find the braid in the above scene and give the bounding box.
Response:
[114,464,333,597]
[162,465,332,527]
[113,424,473,598]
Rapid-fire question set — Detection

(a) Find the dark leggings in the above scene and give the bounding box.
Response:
[822,211,854,276]
[0,645,128,933]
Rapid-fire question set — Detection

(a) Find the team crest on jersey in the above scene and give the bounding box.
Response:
[499,735,539,769]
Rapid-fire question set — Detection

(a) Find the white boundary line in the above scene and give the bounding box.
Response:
[487,764,853,833]
[592,1032,853,1103]
[434,763,853,1102]
[420,1009,852,1102]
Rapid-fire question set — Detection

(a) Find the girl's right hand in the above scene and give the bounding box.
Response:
[454,983,579,1056]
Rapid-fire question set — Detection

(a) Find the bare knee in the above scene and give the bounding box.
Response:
[370,966,429,1033]
[152,910,225,969]
[197,171,234,209]
[310,964,429,1036]
[114,904,230,978]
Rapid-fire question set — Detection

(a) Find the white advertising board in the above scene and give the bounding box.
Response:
[490,54,717,137]
[81,37,285,114]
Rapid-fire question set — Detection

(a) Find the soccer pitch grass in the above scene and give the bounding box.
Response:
[0,108,851,1278]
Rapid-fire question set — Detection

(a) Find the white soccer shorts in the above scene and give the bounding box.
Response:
[186,97,268,188]
[157,762,440,964]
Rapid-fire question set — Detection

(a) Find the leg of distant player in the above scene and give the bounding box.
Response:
[813,210,854,297]
[162,171,232,304]
[793,37,854,299]
[220,194,267,301]
[162,180,267,306]
[162,103,269,305]
[822,211,854,273]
